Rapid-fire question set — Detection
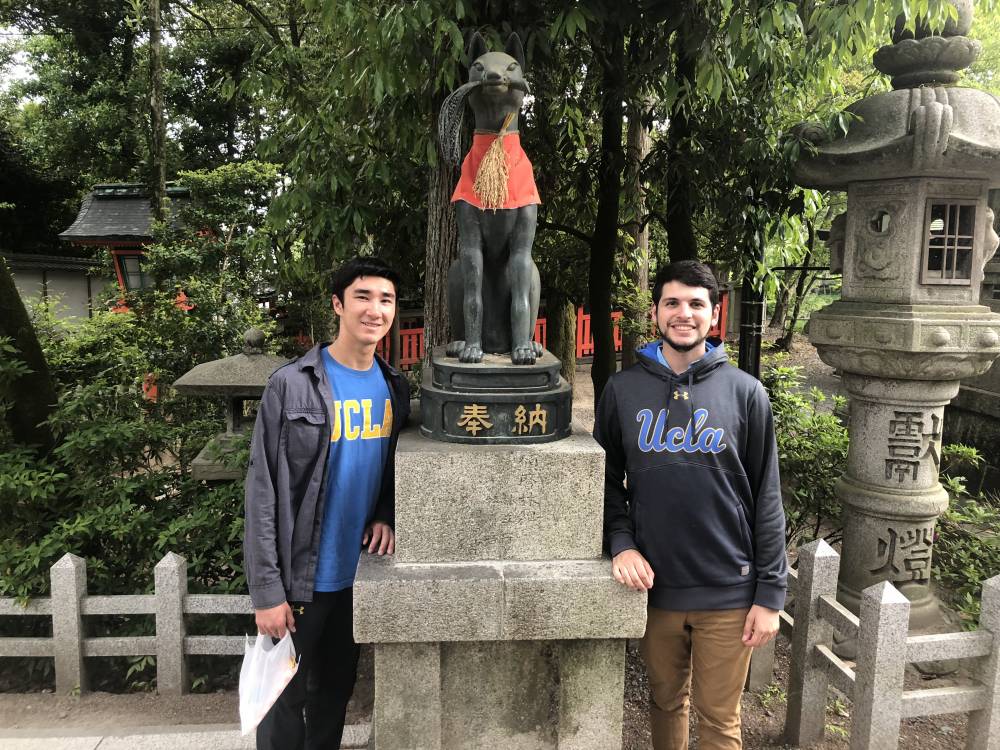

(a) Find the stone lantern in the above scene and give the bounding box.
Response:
[793,1,1000,642]
[173,328,288,481]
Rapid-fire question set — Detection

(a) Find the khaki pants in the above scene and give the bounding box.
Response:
[640,606,752,750]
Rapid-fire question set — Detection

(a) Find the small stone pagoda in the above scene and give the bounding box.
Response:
[794,0,1000,641]
[173,328,288,481]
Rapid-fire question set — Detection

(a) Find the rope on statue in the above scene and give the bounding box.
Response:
[438,81,481,167]
[473,111,516,211]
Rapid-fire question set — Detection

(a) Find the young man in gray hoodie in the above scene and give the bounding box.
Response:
[595,260,787,749]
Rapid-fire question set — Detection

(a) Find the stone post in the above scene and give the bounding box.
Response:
[850,581,910,750]
[967,575,1000,749]
[155,552,188,695]
[785,539,841,746]
[354,424,647,749]
[792,0,1000,647]
[50,553,87,694]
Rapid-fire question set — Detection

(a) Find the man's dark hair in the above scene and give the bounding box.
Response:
[652,260,719,308]
[330,256,401,303]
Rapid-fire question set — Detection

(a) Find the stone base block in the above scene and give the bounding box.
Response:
[420,346,572,445]
[394,421,606,563]
[354,555,647,643]
[372,639,627,750]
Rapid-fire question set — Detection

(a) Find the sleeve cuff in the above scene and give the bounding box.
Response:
[753,580,787,611]
[609,531,638,558]
[249,580,287,610]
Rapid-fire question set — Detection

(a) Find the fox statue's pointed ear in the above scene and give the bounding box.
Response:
[467,32,488,65]
[505,33,525,69]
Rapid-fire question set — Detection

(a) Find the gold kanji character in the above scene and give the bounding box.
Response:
[512,404,529,435]
[528,403,547,434]
[457,404,493,436]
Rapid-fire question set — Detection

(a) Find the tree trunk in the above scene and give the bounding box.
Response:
[422,155,459,362]
[148,0,167,222]
[0,260,56,453]
[776,222,815,352]
[118,27,139,177]
[768,280,790,329]
[664,25,698,263]
[545,289,576,387]
[621,99,651,369]
[588,23,626,408]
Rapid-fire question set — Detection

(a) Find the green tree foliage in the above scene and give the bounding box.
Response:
[0,163,276,600]
[760,358,848,547]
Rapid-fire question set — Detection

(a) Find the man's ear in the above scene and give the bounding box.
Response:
[712,303,721,326]
[505,32,525,69]
[467,31,487,66]
[331,294,343,316]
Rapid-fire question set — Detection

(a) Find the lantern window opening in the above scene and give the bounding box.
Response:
[921,199,975,286]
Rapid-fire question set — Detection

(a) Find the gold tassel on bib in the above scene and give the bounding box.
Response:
[473,112,516,210]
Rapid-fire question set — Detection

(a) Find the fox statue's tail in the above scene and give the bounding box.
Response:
[438,81,481,167]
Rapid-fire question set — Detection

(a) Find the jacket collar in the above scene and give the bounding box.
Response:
[297,342,403,382]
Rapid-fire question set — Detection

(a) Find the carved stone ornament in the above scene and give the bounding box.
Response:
[815,346,997,381]
[874,36,981,88]
[854,201,906,281]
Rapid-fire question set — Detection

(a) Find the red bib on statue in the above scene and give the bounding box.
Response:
[451,133,542,210]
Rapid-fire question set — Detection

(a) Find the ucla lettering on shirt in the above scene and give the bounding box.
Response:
[636,407,727,454]
[330,398,393,442]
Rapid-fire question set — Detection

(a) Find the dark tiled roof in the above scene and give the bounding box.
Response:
[59,184,189,244]
[3,252,103,272]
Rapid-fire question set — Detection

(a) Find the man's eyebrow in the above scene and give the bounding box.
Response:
[351,286,395,296]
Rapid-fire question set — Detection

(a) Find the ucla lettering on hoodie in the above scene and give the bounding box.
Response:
[636,407,727,454]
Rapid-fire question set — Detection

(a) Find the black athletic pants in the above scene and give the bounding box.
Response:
[256,588,360,750]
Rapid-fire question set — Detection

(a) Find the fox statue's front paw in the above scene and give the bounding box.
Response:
[459,343,484,363]
[446,340,465,358]
[511,343,537,365]
[531,341,543,356]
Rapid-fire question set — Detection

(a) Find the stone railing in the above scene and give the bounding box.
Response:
[0,552,251,694]
[783,539,1000,749]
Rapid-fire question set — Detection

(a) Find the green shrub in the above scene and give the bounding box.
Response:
[934,445,1000,628]
[760,357,849,547]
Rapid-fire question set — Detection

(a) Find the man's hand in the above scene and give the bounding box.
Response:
[364,521,395,555]
[742,604,780,647]
[256,602,295,639]
[611,549,654,592]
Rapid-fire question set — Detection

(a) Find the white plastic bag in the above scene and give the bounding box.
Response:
[239,631,300,735]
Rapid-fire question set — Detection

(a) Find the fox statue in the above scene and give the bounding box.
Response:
[439,32,543,365]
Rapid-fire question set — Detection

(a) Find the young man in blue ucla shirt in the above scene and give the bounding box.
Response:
[244,256,410,750]
[595,260,787,750]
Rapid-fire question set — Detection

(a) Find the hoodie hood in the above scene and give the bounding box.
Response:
[635,339,727,381]
[634,340,729,426]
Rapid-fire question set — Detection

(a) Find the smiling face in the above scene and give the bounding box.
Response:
[654,281,720,354]
[332,275,397,348]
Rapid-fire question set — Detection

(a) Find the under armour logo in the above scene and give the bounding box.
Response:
[673,390,689,400]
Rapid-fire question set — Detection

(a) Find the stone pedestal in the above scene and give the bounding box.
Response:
[420,346,572,444]
[354,421,647,750]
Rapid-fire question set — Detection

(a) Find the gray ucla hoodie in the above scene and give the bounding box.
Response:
[594,341,787,612]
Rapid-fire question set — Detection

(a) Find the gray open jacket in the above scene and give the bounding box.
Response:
[243,343,410,609]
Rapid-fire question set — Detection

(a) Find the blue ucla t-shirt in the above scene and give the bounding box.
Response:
[313,348,392,592]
